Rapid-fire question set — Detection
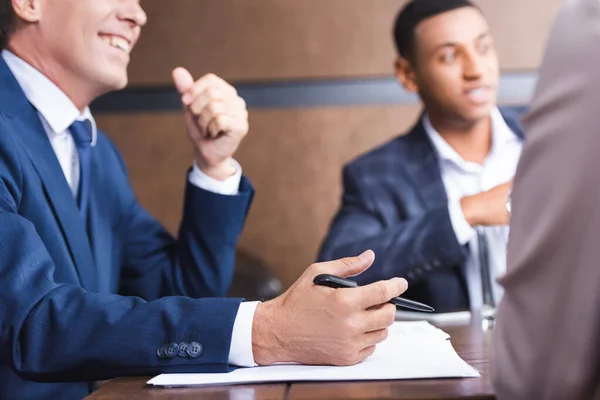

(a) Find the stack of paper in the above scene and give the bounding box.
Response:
[148,321,480,388]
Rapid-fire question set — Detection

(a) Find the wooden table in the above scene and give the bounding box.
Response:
[86,322,494,400]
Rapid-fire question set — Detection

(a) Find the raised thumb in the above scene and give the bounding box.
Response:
[172,67,195,96]
[321,250,375,278]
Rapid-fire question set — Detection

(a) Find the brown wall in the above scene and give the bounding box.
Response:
[98,0,563,287]
[129,0,561,83]
[97,106,420,286]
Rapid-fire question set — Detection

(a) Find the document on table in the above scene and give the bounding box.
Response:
[395,310,472,325]
[148,321,480,388]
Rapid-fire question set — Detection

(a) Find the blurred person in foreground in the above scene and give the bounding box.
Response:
[492,0,600,398]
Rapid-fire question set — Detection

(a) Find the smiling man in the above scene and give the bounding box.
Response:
[319,0,524,313]
[0,0,408,398]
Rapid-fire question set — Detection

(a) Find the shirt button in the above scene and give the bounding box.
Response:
[187,342,203,358]
[178,342,190,358]
[156,345,168,359]
[165,342,179,359]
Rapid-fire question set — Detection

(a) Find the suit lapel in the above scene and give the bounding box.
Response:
[400,119,470,293]
[0,59,97,291]
[402,120,449,210]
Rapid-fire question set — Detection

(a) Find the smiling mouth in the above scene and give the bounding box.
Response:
[465,86,492,103]
[100,35,132,55]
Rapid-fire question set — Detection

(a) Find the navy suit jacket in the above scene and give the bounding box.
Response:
[0,58,254,399]
[319,108,525,313]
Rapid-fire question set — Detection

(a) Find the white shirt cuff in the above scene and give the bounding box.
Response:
[188,159,242,195]
[448,201,476,245]
[228,301,260,367]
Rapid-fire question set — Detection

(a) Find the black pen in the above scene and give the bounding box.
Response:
[313,274,435,313]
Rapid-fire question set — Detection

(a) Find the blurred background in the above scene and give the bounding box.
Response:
[92,0,562,294]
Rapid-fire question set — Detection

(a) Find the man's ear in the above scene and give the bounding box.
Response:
[394,57,419,94]
[11,0,42,23]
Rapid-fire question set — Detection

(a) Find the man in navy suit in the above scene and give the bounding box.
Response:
[319,0,524,313]
[0,0,408,398]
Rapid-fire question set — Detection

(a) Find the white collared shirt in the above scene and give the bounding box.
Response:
[2,50,257,367]
[423,108,523,310]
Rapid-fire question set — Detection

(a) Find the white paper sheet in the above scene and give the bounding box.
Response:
[148,321,480,388]
[395,310,472,325]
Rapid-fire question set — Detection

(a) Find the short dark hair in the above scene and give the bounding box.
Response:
[393,0,477,60]
[0,0,14,49]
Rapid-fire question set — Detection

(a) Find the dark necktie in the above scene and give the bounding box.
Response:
[477,229,496,308]
[69,120,93,219]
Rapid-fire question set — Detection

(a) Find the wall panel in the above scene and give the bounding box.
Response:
[97,106,421,285]
[128,0,562,84]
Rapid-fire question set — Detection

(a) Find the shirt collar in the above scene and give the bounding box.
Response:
[2,50,97,146]
[423,107,518,167]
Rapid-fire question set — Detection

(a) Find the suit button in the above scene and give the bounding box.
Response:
[178,342,190,358]
[165,342,179,359]
[424,264,433,271]
[407,271,415,280]
[432,260,441,268]
[187,342,203,358]
[156,345,168,359]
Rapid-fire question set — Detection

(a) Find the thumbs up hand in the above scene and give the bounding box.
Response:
[172,67,249,181]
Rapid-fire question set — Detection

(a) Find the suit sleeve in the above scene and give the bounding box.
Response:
[492,1,600,398]
[0,152,242,383]
[318,165,468,285]
[105,139,254,301]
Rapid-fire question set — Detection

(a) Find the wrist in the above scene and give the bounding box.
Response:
[195,156,236,181]
[461,196,481,227]
[252,300,287,365]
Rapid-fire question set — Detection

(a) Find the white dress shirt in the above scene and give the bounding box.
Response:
[2,50,258,367]
[423,108,523,310]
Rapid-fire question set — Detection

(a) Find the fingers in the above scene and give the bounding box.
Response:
[172,69,248,138]
[316,250,375,278]
[183,73,237,100]
[361,328,389,348]
[336,343,378,367]
[347,326,390,365]
[179,73,238,108]
[187,87,242,116]
[356,345,376,363]
[194,99,247,135]
[340,304,395,340]
[206,115,249,138]
[362,303,397,332]
[355,278,408,310]
[172,67,195,95]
